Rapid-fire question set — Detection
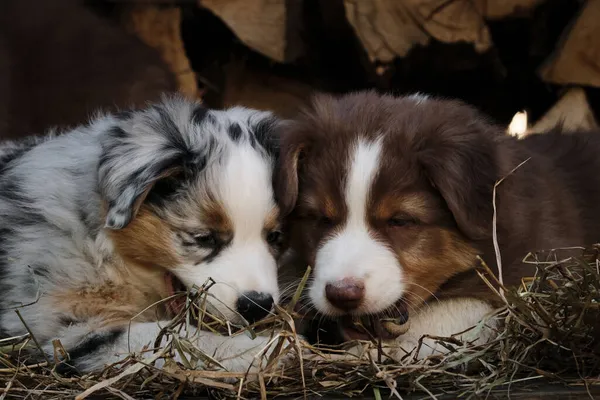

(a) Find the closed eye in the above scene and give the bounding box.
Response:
[298,209,331,224]
[193,231,219,248]
[318,215,335,227]
[266,229,283,246]
[387,215,418,227]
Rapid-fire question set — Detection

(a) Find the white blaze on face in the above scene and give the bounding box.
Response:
[309,138,404,316]
[173,144,279,321]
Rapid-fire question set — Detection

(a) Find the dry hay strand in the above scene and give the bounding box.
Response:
[1,248,600,399]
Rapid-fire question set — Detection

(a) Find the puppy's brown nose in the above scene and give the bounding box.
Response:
[325,278,365,311]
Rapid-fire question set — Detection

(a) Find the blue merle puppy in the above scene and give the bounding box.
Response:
[0,95,291,373]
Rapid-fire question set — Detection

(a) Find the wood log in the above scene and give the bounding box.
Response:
[343,0,543,63]
[508,88,598,138]
[529,88,598,135]
[198,0,288,63]
[539,0,600,88]
[120,5,199,99]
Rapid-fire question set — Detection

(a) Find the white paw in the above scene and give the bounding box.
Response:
[210,332,305,377]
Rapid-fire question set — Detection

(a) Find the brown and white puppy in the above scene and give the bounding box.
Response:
[276,90,600,358]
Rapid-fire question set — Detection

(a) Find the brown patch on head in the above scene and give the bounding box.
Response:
[388,228,478,306]
[369,174,480,306]
[108,205,181,269]
[200,198,233,234]
[364,137,482,306]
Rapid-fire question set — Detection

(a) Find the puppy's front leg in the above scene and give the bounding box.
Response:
[45,319,296,375]
[322,298,498,364]
[383,297,499,360]
[186,329,294,373]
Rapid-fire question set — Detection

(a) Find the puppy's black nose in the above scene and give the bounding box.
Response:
[236,291,274,323]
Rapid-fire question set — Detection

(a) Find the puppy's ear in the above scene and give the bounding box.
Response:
[418,118,500,240]
[274,121,312,217]
[274,141,303,217]
[98,102,209,229]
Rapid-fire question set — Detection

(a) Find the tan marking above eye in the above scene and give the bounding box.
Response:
[374,193,431,221]
[299,194,340,221]
[264,207,281,232]
[323,197,339,221]
[200,200,233,233]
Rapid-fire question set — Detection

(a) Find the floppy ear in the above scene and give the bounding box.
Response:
[274,93,338,216]
[418,122,500,240]
[274,137,305,217]
[273,117,316,217]
[98,104,208,229]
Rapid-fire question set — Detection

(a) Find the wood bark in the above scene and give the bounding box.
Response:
[121,5,199,99]
[198,0,288,63]
[529,88,599,135]
[539,0,600,88]
[343,0,543,63]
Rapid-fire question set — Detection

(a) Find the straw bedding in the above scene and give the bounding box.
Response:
[1,244,599,400]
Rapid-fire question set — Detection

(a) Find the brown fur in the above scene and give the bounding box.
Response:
[51,277,169,324]
[60,196,240,324]
[53,204,179,323]
[54,201,182,323]
[276,90,600,312]
[200,200,234,234]
[109,206,181,270]
[264,208,281,233]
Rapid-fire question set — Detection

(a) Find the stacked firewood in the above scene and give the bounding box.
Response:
[1,0,598,139]
[115,0,600,134]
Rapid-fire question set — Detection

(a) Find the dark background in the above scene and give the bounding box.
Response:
[0,0,598,141]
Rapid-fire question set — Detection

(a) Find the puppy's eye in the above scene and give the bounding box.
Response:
[319,216,335,227]
[387,216,416,227]
[266,229,283,246]
[194,232,218,248]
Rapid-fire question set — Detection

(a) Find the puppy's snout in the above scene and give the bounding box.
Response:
[325,278,365,311]
[236,291,274,323]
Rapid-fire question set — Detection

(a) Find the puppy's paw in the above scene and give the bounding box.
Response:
[257,331,308,374]
[212,332,304,378]
[269,333,308,371]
